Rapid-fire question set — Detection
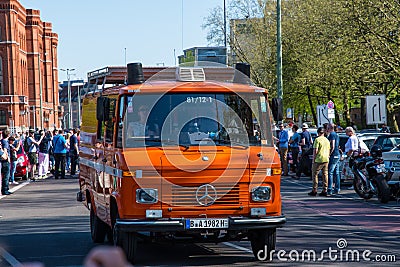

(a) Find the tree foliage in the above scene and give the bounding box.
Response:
[203,0,400,130]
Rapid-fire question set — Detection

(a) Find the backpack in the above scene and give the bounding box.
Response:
[24,138,30,153]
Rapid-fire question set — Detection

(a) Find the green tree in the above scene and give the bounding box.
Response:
[203,0,400,130]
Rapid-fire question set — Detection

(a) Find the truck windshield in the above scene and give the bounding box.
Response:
[119,92,273,148]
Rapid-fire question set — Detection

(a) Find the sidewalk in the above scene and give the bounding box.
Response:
[0,173,78,200]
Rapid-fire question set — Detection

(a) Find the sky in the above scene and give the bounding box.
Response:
[19,0,223,82]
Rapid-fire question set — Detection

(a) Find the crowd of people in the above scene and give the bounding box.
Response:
[276,122,361,197]
[0,128,80,196]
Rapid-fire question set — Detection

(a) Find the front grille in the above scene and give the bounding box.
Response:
[166,184,241,206]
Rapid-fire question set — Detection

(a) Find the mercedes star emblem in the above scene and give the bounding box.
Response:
[196,184,217,206]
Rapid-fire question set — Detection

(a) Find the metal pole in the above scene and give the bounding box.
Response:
[67,73,72,129]
[224,0,227,47]
[276,0,283,113]
[60,68,75,129]
[38,53,43,129]
[77,85,81,127]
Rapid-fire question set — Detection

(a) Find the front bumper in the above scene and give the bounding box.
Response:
[115,215,286,232]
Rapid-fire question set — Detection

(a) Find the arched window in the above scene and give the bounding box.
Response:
[0,110,6,125]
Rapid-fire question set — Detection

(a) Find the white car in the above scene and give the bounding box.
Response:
[383,146,400,182]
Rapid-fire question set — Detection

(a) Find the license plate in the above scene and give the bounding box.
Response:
[186,218,229,229]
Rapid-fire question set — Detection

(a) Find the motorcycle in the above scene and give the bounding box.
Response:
[351,145,393,204]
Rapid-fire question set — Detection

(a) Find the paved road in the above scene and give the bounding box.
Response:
[0,175,399,266]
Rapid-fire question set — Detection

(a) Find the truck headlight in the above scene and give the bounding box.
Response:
[136,188,158,204]
[251,186,271,202]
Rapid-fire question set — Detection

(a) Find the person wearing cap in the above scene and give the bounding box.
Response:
[299,123,313,151]
[276,123,289,176]
[308,127,330,196]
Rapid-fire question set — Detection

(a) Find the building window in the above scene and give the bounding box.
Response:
[0,110,6,125]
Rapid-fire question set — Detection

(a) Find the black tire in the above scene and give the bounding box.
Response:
[374,175,391,204]
[106,227,113,243]
[353,176,373,200]
[114,227,137,263]
[249,228,276,261]
[90,207,107,243]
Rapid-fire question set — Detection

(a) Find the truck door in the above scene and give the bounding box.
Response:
[96,96,117,222]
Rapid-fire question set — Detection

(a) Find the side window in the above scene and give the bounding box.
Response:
[96,120,103,141]
[95,96,116,142]
[105,98,116,142]
[116,96,125,148]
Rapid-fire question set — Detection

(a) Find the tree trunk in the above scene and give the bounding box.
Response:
[343,92,350,126]
[306,86,317,126]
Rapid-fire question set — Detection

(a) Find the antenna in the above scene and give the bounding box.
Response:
[124,48,127,66]
[174,49,176,66]
[181,0,184,51]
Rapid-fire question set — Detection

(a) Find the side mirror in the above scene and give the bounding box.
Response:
[96,96,110,121]
[96,97,105,121]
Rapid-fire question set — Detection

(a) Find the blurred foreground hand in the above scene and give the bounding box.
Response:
[84,246,133,267]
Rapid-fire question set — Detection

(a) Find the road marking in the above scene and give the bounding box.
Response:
[9,181,29,192]
[222,242,252,253]
[0,247,21,267]
[0,181,29,200]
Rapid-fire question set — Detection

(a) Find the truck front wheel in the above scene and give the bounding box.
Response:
[248,228,276,261]
[113,227,137,263]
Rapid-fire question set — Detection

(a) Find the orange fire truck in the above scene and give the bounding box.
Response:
[77,62,285,262]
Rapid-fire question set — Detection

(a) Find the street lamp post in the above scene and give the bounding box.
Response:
[223,0,227,48]
[72,82,84,128]
[276,0,283,122]
[60,68,75,129]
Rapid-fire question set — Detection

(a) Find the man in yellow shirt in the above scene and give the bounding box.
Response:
[308,127,331,196]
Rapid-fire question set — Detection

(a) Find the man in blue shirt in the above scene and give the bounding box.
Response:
[327,123,341,195]
[277,123,289,176]
[52,129,67,179]
[289,124,301,174]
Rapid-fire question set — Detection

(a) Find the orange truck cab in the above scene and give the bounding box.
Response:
[77,63,285,262]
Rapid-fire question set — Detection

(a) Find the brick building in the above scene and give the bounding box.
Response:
[0,0,61,133]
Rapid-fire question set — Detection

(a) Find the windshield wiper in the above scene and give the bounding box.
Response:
[214,139,249,149]
[151,139,190,150]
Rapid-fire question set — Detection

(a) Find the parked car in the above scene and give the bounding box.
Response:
[372,133,400,152]
[14,144,29,180]
[338,133,370,154]
[357,132,390,150]
[382,146,400,182]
